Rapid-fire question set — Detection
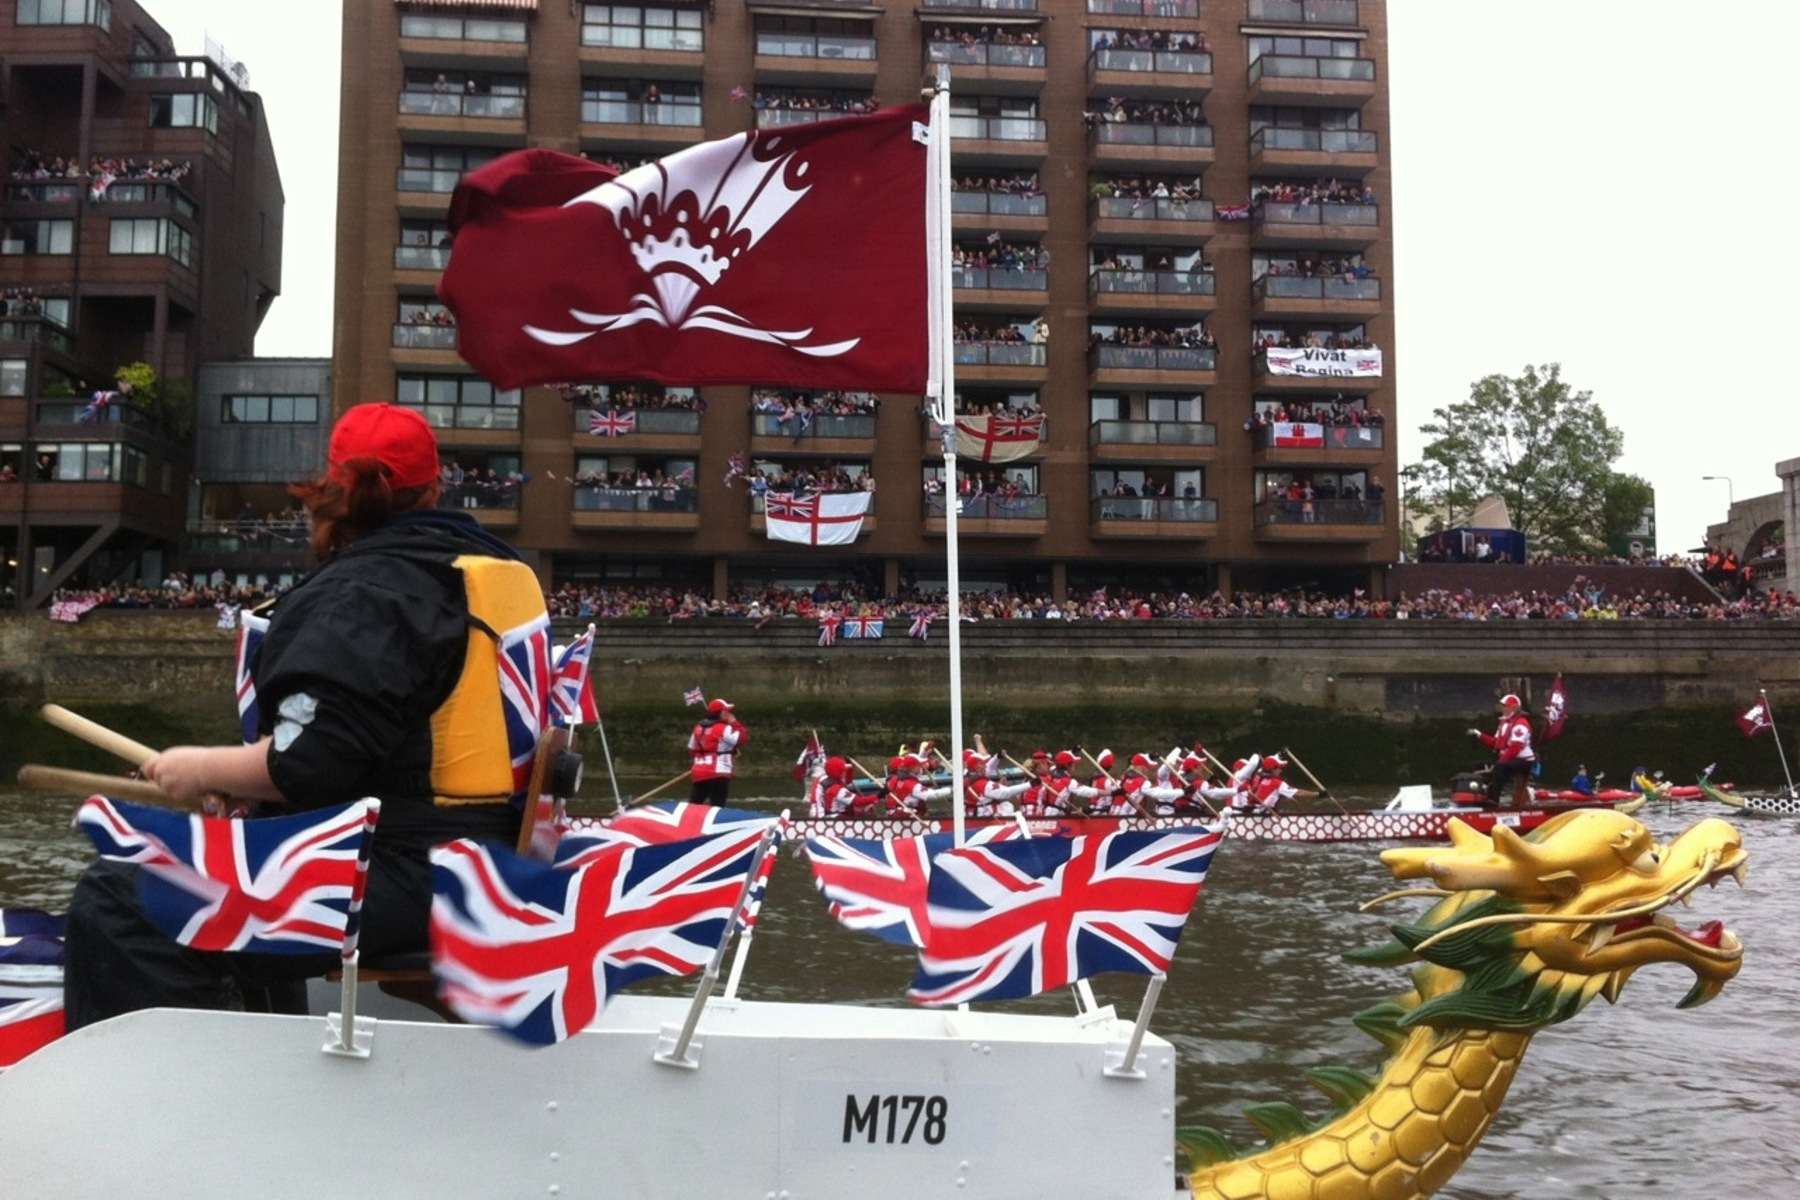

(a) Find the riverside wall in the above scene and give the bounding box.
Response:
[5,613,1798,786]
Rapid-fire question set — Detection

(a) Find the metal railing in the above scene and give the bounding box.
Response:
[0,319,74,354]
[1089,49,1212,76]
[920,0,1038,9]
[5,183,82,204]
[399,14,528,43]
[395,244,451,270]
[1089,419,1217,447]
[1254,497,1384,526]
[399,92,526,120]
[1246,0,1360,26]
[1252,275,1380,302]
[1090,123,1213,149]
[1091,344,1217,372]
[953,341,1046,367]
[756,32,876,59]
[1090,269,1216,297]
[397,166,464,194]
[954,265,1048,291]
[1253,200,1378,227]
[584,27,703,52]
[401,403,521,431]
[581,99,703,127]
[185,520,311,556]
[951,191,1046,217]
[573,486,699,513]
[440,484,520,511]
[392,323,458,349]
[755,108,861,128]
[926,494,1048,520]
[1249,55,1376,84]
[1087,0,1197,14]
[1250,422,1384,450]
[751,412,876,439]
[575,408,702,435]
[34,401,155,430]
[1251,128,1378,154]
[1092,195,1213,223]
[927,42,1046,68]
[949,115,1048,141]
[1091,496,1218,523]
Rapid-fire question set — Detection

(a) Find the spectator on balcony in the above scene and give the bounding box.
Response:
[954,240,1049,273]
[928,25,1043,48]
[1083,97,1206,131]
[1251,178,1376,208]
[1092,30,1208,55]
[953,172,1041,196]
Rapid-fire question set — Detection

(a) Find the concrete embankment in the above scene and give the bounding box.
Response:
[4,613,1797,789]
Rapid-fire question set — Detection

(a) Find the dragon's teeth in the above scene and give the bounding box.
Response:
[1679,892,1694,909]
[1588,924,1614,952]
[1732,865,1747,887]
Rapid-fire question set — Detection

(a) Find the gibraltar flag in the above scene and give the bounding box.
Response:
[1270,421,1325,448]
[766,492,872,546]
[440,107,929,392]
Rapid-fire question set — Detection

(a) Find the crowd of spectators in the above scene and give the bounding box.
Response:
[1253,328,1378,351]
[10,150,192,189]
[1090,175,1206,203]
[1083,98,1207,130]
[572,463,695,492]
[0,286,55,317]
[753,91,876,115]
[953,172,1041,196]
[948,397,1042,419]
[561,383,702,411]
[926,470,1036,499]
[1260,252,1374,280]
[954,318,1049,345]
[1091,323,1217,350]
[1093,250,1212,274]
[1091,29,1209,54]
[1248,399,1384,428]
[48,575,284,612]
[1261,473,1380,519]
[751,462,872,497]
[1251,178,1376,207]
[440,461,524,507]
[400,307,456,328]
[954,240,1049,272]
[752,390,878,416]
[191,504,309,545]
[928,24,1043,47]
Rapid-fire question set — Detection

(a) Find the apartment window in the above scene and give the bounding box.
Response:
[109,218,195,267]
[1248,36,1362,60]
[400,219,452,248]
[37,442,143,485]
[399,13,527,43]
[149,93,220,134]
[2,220,74,255]
[222,395,320,424]
[396,374,522,430]
[17,0,112,30]
[1250,105,1363,133]
[1,443,21,480]
[582,5,703,51]
[399,145,500,193]
[0,359,26,396]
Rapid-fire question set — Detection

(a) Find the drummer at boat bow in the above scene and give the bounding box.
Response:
[63,403,545,1029]
[1469,692,1536,807]
[688,698,746,806]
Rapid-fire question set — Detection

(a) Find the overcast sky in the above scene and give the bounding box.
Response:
[156,0,1798,551]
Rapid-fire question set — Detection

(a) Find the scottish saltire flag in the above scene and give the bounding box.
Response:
[842,616,884,640]
[234,610,269,744]
[907,827,1221,1006]
[805,827,1023,949]
[75,796,382,954]
[430,826,767,1045]
[556,801,776,868]
[549,628,600,727]
[0,932,64,1069]
[496,613,554,797]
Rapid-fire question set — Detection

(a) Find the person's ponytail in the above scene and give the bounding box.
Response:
[291,456,439,560]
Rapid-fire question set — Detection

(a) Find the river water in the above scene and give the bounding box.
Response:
[2,787,1794,1199]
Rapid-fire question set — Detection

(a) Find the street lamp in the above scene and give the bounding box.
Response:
[1702,475,1735,508]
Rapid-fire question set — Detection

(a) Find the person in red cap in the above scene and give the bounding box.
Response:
[689,697,747,806]
[1245,754,1317,814]
[1470,692,1536,807]
[806,755,857,820]
[65,402,549,1029]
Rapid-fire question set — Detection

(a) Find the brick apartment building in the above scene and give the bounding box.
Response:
[0,0,284,607]
[335,0,1395,600]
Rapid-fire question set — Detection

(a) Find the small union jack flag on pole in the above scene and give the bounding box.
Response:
[842,615,884,640]
[587,409,637,437]
[804,828,1023,949]
[497,614,554,799]
[555,802,777,867]
[818,612,842,647]
[233,611,269,744]
[909,611,932,641]
[75,796,383,955]
[684,686,706,707]
[550,626,600,727]
[0,919,64,1068]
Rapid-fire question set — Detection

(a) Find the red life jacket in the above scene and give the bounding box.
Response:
[689,719,744,781]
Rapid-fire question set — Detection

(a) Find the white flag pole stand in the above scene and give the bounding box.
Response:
[722,811,788,1001]
[1105,974,1166,1079]
[1762,688,1797,798]
[579,622,626,814]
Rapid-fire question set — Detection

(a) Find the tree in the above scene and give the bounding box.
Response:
[113,361,195,439]
[1407,363,1651,557]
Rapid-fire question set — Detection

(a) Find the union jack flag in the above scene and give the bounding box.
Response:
[842,616,884,640]
[234,610,269,744]
[684,686,706,707]
[737,814,789,933]
[496,613,554,798]
[909,612,932,641]
[74,796,382,955]
[818,612,842,647]
[0,929,64,1068]
[587,409,637,437]
[555,801,777,868]
[429,825,768,1045]
[907,827,1221,1006]
[804,828,1020,949]
[549,627,600,727]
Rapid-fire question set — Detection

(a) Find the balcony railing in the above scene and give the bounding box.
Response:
[586,27,703,52]
[441,485,520,511]
[393,323,458,350]
[756,32,876,60]
[399,92,527,120]
[581,99,703,127]
[397,167,464,194]
[402,403,520,431]
[1091,123,1213,149]
[574,485,699,513]
[953,341,1046,367]
[1091,496,1218,523]
[395,244,451,271]
[1246,0,1359,25]
[1092,344,1216,372]
[751,412,876,439]
[5,182,82,204]
[1254,497,1385,526]
[1087,0,1197,14]
[920,0,1038,9]
[1251,128,1378,154]
[1249,55,1376,84]
[1250,422,1384,450]
[1253,200,1378,227]
[0,318,74,354]
[1089,419,1217,447]
[34,401,157,430]
[926,494,1048,520]
[756,108,861,128]
[952,191,1046,217]
[185,520,311,557]
[1090,49,1213,76]
[1090,268,1215,297]
[1092,195,1213,223]
[575,407,702,435]
[954,265,1048,291]
[927,42,1046,69]
[1252,275,1381,302]
[950,115,1047,141]
[400,14,528,43]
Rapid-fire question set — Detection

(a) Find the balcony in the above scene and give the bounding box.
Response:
[949,115,1048,165]
[952,189,1047,235]
[749,492,877,538]
[924,493,1047,539]
[401,403,520,446]
[756,32,878,85]
[1089,195,1214,244]
[1246,0,1361,27]
[580,100,705,151]
[1249,127,1378,176]
[954,265,1049,310]
[582,27,704,79]
[442,486,520,531]
[397,91,528,143]
[573,406,703,452]
[1247,55,1377,107]
[394,244,451,284]
[927,42,1046,93]
[572,485,701,532]
[1253,347,1383,393]
[185,520,311,573]
[953,340,1047,384]
[1088,419,1217,463]
[750,411,876,455]
[395,166,459,214]
[1087,48,1212,100]
[1249,421,1385,460]
[1087,0,1198,14]
[1251,274,1381,320]
[0,316,75,357]
[5,182,83,206]
[1088,268,1215,316]
[1251,200,1379,249]
[1089,344,1216,388]
[1090,495,1217,539]
[755,107,868,129]
[31,400,164,439]
[392,323,459,355]
[1088,123,1214,169]
[1253,497,1385,542]
[920,0,1039,9]
[398,14,529,67]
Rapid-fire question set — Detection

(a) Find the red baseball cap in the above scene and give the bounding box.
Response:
[328,403,440,490]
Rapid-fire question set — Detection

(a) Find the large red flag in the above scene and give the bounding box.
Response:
[1736,695,1773,739]
[439,105,930,392]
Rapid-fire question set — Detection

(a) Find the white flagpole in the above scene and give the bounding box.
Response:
[1762,688,1797,798]
[927,64,966,849]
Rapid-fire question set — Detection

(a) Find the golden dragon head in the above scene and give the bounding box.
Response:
[1359,810,1747,1024]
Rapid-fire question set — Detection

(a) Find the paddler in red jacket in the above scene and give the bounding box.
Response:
[688,698,747,805]
[1469,692,1535,807]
